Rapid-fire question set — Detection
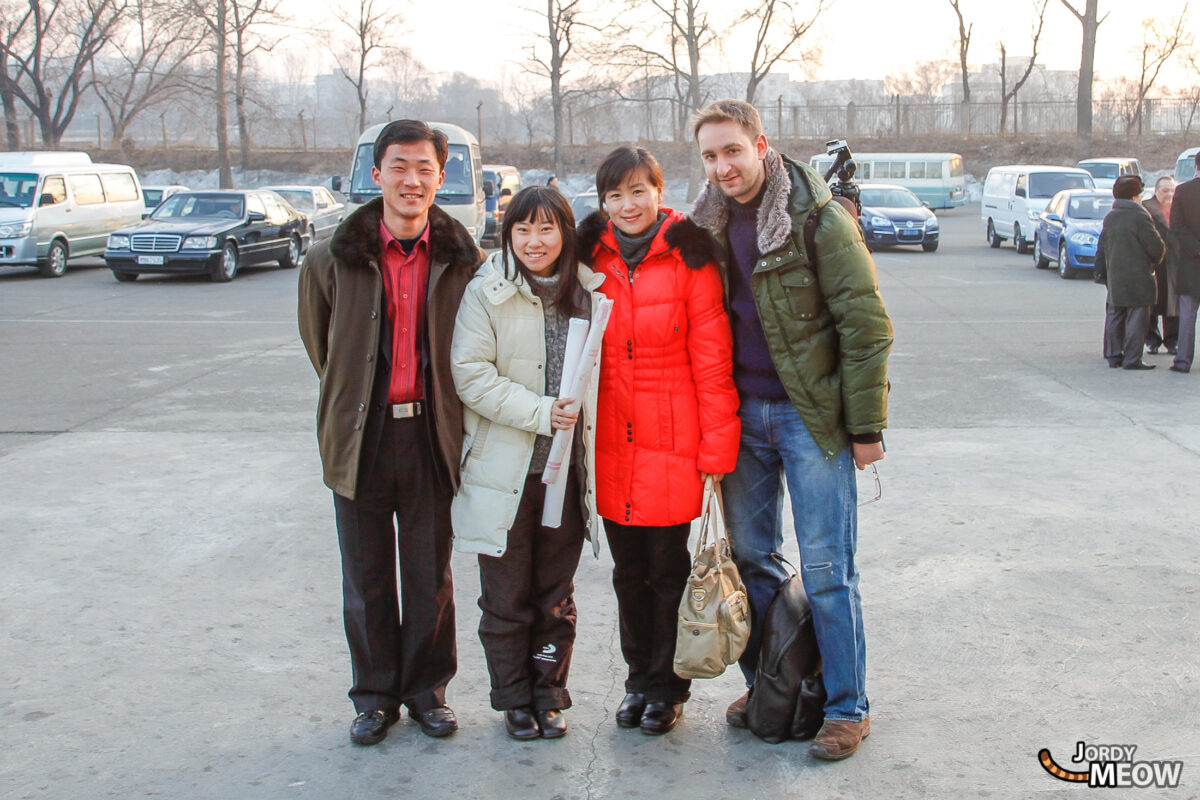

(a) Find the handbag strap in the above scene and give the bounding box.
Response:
[695,476,733,559]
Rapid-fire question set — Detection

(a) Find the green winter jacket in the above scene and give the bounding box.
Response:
[692,151,892,458]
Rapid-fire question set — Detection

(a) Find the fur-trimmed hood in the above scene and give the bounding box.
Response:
[576,207,718,270]
[328,196,482,270]
[691,148,831,254]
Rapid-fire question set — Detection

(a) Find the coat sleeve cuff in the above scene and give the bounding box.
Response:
[849,431,883,445]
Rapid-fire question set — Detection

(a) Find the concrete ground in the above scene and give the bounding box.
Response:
[2,206,1198,799]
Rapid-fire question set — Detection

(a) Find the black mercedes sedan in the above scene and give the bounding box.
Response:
[104,189,306,282]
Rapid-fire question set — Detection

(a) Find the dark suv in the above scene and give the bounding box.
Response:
[482,165,521,246]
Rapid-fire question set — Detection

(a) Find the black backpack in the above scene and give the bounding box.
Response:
[744,557,827,743]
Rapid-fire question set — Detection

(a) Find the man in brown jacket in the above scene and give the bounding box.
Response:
[298,120,483,745]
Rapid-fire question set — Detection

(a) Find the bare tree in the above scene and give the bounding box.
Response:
[1128,6,1191,135]
[330,0,401,137]
[884,59,956,98]
[524,0,592,181]
[1059,0,1107,141]
[739,0,826,104]
[1,6,23,148]
[0,0,127,146]
[91,0,204,151]
[947,0,971,116]
[188,0,233,186]
[996,0,1048,134]
[228,0,279,169]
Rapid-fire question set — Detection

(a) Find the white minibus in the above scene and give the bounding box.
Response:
[0,162,144,277]
[809,152,966,208]
[339,121,486,245]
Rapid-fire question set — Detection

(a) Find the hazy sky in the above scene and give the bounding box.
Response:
[294,0,1195,93]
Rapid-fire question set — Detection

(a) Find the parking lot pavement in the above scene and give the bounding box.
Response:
[2,208,1199,799]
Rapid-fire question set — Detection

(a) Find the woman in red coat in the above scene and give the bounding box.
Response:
[578,146,740,735]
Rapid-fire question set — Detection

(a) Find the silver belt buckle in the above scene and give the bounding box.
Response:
[391,401,421,418]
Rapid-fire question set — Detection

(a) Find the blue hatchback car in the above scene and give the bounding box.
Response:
[1033,189,1112,279]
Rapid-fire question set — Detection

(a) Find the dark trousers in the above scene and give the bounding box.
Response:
[1104,304,1151,367]
[333,415,456,714]
[604,518,692,704]
[478,470,585,711]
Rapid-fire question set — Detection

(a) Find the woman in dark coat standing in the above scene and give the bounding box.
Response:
[1095,175,1166,370]
[1144,177,1179,354]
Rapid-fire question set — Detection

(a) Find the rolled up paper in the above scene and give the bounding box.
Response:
[541,317,589,528]
[542,297,613,485]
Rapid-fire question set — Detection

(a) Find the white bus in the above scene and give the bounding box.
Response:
[1175,147,1199,183]
[808,152,966,209]
[340,121,486,245]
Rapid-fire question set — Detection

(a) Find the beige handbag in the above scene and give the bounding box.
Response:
[673,478,751,680]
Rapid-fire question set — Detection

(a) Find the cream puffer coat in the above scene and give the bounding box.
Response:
[450,251,606,557]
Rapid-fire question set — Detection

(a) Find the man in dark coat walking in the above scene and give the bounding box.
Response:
[1169,151,1200,373]
[1096,174,1165,370]
[298,120,484,745]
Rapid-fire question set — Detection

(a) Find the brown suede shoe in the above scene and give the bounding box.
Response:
[809,716,870,761]
[725,692,750,728]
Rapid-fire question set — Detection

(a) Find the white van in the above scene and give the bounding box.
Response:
[1076,157,1141,190]
[1175,147,1199,183]
[0,162,144,277]
[981,165,1095,253]
[0,151,93,167]
[339,121,486,245]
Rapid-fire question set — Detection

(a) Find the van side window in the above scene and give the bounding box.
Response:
[909,161,926,179]
[42,176,66,205]
[949,157,963,177]
[69,174,105,205]
[925,161,943,179]
[101,172,139,202]
[1015,174,1027,196]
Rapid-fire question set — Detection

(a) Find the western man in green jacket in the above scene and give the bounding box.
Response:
[690,99,892,761]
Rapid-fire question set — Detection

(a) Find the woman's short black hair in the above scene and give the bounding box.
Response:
[595,146,664,198]
[372,120,448,170]
[1113,174,1144,200]
[501,186,585,318]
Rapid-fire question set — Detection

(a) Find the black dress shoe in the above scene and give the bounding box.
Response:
[615,692,646,728]
[1169,364,1190,373]
[1124,362,1156,370]
[350,709,399,746]
[1147,345,1161,354]
[536,709,567,739]
[640,701,683,735]
[410,705,458,738]
[1108,360,1122,369]
[503,707,540,740]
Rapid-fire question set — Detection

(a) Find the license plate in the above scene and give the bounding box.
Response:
[137,255,165,265]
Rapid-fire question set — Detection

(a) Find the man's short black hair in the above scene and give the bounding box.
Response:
[372,120,448,171]
[1113,174,1144,200]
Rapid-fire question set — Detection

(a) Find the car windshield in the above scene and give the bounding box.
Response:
[153,193,245,220]
[1030,173,1092,199]
[1067,196,1113,220]
[860,188,922,208]
[350,142,474,199]
[0,172,39,208]
[1080,163,1119,180]
[272,189,313,211]
[143,189,163,206]
[571,193,599,218]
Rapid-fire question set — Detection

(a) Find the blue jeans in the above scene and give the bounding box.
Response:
[722,396,868,722]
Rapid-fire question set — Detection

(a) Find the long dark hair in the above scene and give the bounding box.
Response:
[500,186,585,317]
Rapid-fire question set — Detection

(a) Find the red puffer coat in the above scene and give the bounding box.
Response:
[579,208,740,527]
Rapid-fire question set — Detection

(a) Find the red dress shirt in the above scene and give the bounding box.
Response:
[379,220,431,403]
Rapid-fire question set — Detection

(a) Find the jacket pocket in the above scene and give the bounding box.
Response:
[467,418,491,462]
[778,266,821,320]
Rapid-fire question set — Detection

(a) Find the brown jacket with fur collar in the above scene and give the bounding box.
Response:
[298,198,484,499]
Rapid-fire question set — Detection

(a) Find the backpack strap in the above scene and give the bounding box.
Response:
[803,196,861,267]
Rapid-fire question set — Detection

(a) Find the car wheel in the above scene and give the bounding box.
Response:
[1014,223,1030,254]
[279,234,301,268]
[1034,236,1050,268]
[211,241,239,282]
[112,270,138,282]
[39,239,68,278]
[1058,242,1074,279]
[921,240,938,252]
[987,219,1001,248]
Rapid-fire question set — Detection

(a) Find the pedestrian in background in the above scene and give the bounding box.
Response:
[1170,151,1200,373]
[1095,174,1166,371]
[1144,176,1179,355]
[578,145,740,736]
[298,120,483,746]
[450,186,605,740]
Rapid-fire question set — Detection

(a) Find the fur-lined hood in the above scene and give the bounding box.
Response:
[576,207,718,270]
[328,196,482,269]
[691,148,831,254]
